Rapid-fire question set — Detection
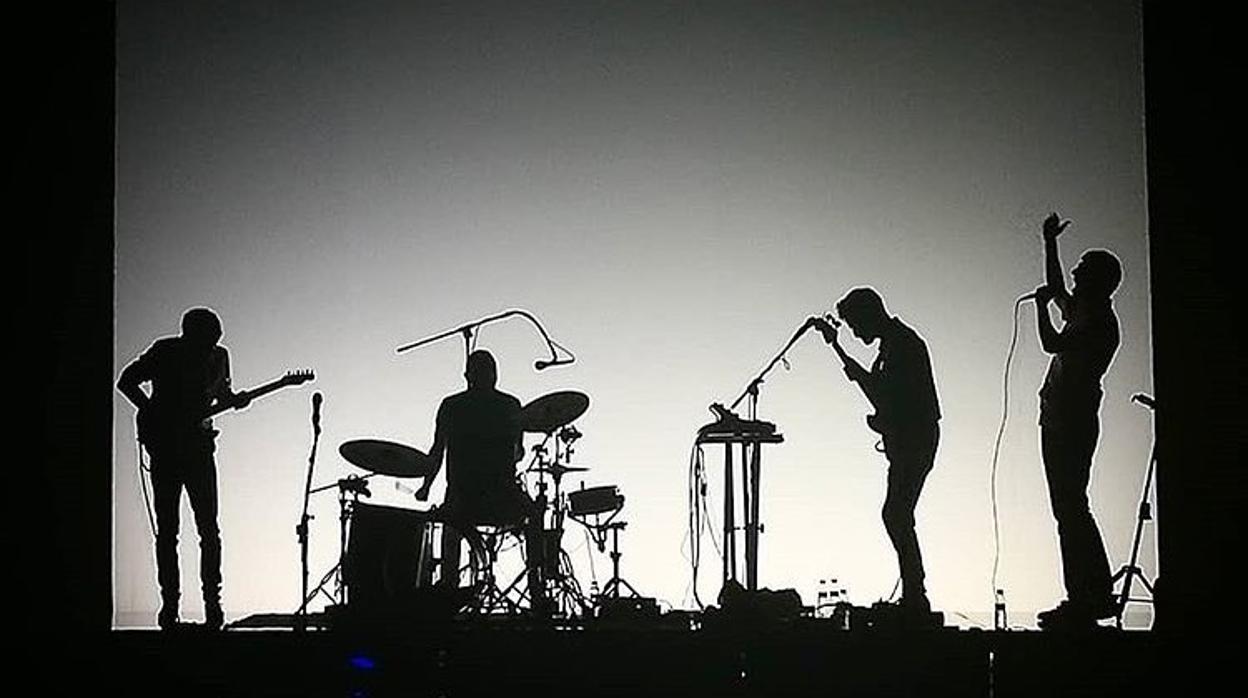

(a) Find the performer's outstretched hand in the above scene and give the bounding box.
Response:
[1043,212,1070,240]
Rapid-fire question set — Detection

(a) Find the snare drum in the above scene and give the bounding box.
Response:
[568,485,624,517]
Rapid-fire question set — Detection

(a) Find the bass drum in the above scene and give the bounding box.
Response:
[343,502,437,608]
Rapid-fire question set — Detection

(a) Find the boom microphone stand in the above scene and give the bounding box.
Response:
[708,317,817,591]
[395,308,576,370]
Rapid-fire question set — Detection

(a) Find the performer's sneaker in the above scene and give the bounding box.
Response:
[1037,598,1115,630]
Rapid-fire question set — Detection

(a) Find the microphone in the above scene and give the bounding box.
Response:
[535,357,574,371]
[312,392,323,430]
[1132,393,1156,409]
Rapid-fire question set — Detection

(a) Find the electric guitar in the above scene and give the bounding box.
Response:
[137,369,315,447]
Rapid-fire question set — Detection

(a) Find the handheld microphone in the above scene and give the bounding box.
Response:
[1132,393,1156,409]
[312,392,323,430]
[535,357,574,371]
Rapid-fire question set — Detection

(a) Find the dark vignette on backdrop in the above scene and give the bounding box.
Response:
[21,0,1241,690]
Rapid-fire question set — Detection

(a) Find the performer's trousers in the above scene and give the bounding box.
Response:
[1041,412,1113,606]
[148,438,222,612]
[882,423,939,600]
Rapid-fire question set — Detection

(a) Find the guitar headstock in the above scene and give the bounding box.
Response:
[281,369,316,386]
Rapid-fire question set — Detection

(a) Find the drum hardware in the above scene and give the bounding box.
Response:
[567,484,640,603]
[516,395,596,618]
[301,473,373,613]
[468,523,539,616]
[299,439,436,616]
[519,391,590,434]
[339,439,435,478]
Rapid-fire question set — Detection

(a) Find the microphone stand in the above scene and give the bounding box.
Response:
[394,308,575,368]
[729,319,819,417]
[295,396,322,631]
[710,318,814,591]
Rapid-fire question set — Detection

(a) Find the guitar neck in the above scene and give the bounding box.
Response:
[203,377,296,419]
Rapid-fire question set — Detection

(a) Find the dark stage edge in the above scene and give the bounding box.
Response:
[66,617,1182,698]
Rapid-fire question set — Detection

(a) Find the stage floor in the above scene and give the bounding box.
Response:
[67,613,1173,698]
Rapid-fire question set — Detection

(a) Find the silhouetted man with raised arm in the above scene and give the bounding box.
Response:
[1031,212,1122,629]
[415,350,548,614]
[117,307,248,630]
[810,288,941,622]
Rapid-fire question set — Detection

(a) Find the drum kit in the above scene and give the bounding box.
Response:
[308,389,638,621]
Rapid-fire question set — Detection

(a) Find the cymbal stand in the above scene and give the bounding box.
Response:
[546,432,594,616]
[531,428,592,618]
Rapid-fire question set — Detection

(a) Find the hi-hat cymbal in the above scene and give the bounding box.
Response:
[339,439,434,478]
[530,462,590,477]
[520,391,589,433]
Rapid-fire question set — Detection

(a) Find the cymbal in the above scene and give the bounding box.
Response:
[339,439,434,478]
[530,462,590,477]
[519,391,589,433]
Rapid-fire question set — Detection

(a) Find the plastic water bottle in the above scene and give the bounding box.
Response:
[994,589,1008,631]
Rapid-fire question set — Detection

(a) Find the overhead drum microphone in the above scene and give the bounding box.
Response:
[535,357,574,371]
[312,391,323,430]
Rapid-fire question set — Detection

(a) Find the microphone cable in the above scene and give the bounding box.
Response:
[990,296,1030,601]
[136,439,158,539]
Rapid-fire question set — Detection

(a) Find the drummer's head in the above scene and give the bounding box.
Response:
[465,350,498,389]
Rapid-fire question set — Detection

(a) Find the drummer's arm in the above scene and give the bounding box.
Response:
[416,437,443,501]
[416,410,448,501]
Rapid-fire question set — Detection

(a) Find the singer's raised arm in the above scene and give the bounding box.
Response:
[1043,213,1073,315]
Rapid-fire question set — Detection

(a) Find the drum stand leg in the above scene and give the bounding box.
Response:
[542,549,592,619]
[599,521,640,600]
[469,528,528,616]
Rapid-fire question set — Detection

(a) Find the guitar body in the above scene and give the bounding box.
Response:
[136,405,218,451]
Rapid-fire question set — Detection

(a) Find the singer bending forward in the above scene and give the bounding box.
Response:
[810,288,941,621]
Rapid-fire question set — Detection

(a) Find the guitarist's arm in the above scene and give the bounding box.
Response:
[117,359,152,411]
[812,316,883,406]
[207,348,251,411]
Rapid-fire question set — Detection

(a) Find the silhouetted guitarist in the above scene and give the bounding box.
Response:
[1031,212,1121,629]
[809,287,941,621]
[117,307,248,630]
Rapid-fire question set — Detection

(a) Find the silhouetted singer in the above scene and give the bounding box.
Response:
[1031,212,1122,629]
[415,350,548,613]
[117,307,249,630]
[810,288,941,622]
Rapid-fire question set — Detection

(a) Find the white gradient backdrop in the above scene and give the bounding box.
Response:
[114,0,1154,629]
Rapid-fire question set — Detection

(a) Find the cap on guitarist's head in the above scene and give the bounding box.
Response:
[181,307,223,349]
[836,287,889,343]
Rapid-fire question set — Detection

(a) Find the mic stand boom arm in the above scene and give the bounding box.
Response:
[394,308,575,367]
[728,319,818,416]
